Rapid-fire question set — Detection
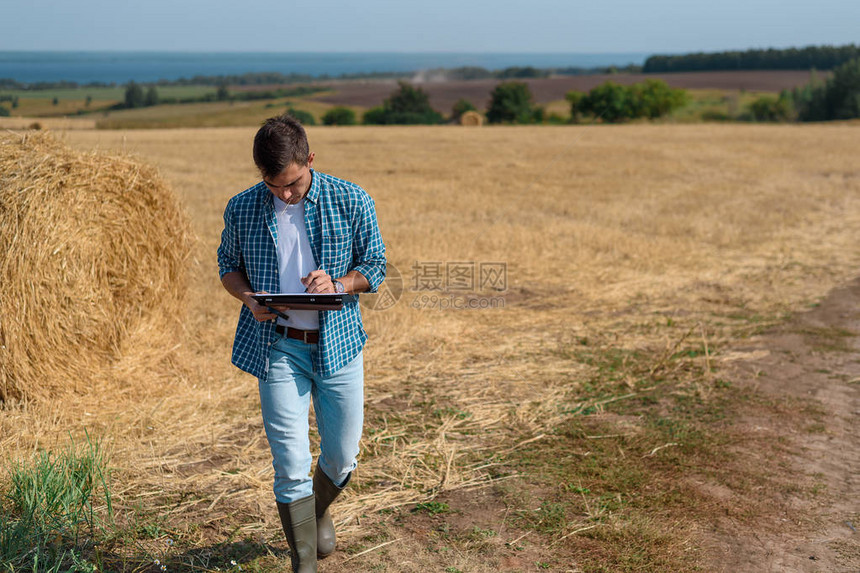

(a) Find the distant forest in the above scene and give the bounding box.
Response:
[644,44,860,73]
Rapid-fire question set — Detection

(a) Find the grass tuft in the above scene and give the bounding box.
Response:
[0,432,112,572]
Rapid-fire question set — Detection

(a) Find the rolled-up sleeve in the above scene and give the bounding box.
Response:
[351,194,386,292]
[217,199,244,279]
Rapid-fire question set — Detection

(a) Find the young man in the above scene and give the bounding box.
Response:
[217,114,386,572]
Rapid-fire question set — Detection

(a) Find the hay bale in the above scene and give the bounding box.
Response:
[460,111,483,127]
[0,132,192,402]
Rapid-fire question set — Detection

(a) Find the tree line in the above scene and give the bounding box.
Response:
[644,43,860,73]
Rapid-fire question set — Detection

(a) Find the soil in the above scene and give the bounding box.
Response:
[318,279,860,572]
[706,278,860,572]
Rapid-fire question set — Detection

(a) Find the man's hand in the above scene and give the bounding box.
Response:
[242,292,290,322]
[302,270,335,294]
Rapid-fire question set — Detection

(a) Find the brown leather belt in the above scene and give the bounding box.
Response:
[275,324,319,344]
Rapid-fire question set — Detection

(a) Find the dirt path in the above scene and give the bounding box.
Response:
[709,279,860,572]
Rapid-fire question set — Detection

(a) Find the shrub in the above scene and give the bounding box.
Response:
[0,105,9,117]
[486,81,540,124]
[577,81,632,123]
[747,94,795,122]
[570,80,688,123]
[566,91,585,123]
[451,98,476,121]
[629,79,689,119]
[287,106,316,125]
[322,106,357,125]
[363,81,443,125]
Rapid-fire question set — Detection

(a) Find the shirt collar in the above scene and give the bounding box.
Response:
[304,168,320,204]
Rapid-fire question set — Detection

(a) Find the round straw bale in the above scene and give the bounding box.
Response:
[0,132,192,402]
[459,110,483,126]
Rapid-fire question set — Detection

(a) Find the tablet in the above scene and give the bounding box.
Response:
[251,292,357,310]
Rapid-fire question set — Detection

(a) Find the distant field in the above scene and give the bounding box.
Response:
[0,84,218,101]
[308,70,825,112]
[92,95,352,129]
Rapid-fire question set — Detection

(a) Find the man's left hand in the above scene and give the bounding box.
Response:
[302,270,335,293]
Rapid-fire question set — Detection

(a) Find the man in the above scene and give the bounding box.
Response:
[217,114,386,573]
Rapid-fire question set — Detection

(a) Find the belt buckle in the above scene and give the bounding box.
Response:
[303,330,312,344]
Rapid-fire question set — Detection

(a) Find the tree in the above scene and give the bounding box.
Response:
[572,80,687,123]
[486,81,539,124]
[362,82,443,125]
[286,107,316,125]
[84,95,92,107]
[144,85,159,107]
[451,98,476,121]
[52,97,59,106]
[629,79,689,119]
[124,82,145,109]
[12,96,19,109]
[794,57,860,121]
[321,106,357,125]
[0,105,9,117]
[577,81,631,123]
[216,83,229,101]
[565,91,585,123]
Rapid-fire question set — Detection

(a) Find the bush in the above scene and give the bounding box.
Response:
[570,79,688,123]
[629,79,690,119]
[0,105,9,117]
[362,82,443,125]
[577,81,632,123]
[287,106,316,125]
[486,81,541,124]
[322,106,357,125]
[565,91,586,123]
[747,94,795,122]
[451,98,476,121]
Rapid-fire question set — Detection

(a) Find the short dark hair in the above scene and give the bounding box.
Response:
[253,114,310,179]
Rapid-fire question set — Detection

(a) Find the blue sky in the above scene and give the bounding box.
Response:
[3,0,858,53]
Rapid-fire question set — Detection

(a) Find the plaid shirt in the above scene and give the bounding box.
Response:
[217,170,386,379]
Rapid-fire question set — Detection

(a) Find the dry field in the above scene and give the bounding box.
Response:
[2,124,859,571]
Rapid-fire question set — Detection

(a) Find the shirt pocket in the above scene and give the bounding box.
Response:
[322,232,352,277]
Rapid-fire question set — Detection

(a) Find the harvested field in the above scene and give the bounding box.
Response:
[2,123,859,571]
[308,70,824,111]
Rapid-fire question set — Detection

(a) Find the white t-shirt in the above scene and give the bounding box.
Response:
[273,196,320,330]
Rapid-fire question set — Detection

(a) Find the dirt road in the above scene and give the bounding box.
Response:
[709,279,860,572]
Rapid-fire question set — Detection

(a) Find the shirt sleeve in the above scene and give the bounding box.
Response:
[217,198,244,279]
[350,193,386,293]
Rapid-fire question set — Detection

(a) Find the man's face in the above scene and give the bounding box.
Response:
[263,152,315,205]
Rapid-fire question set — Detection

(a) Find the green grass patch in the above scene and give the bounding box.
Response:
[0,432,112,572]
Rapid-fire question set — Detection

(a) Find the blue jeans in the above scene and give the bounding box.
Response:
[259,334,364,503]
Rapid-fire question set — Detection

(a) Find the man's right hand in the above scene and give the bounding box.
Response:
[243,292,290,322]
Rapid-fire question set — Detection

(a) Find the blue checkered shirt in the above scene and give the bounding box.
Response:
[217,170,386,379]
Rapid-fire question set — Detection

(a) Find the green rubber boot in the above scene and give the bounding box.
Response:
[314,465,350,558]
[276,495,317,573]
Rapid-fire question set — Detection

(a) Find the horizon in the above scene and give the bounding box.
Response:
[3,1,858,53]
[0,42,855,56]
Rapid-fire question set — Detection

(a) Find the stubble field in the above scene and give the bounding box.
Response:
[3,124,859,571]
